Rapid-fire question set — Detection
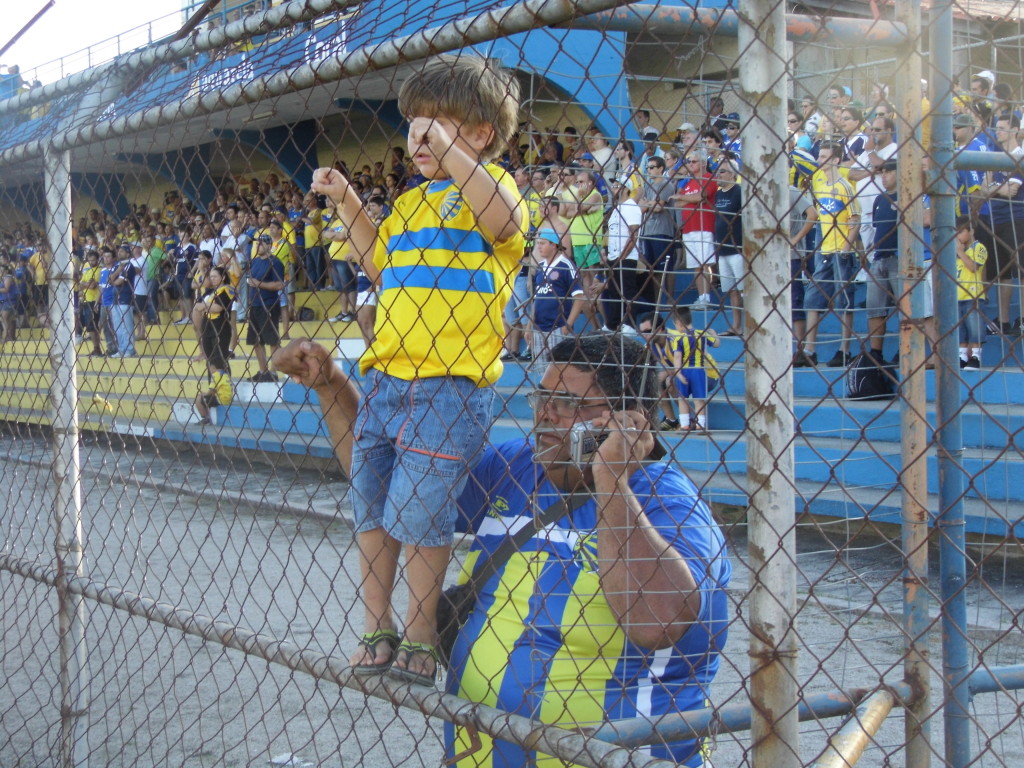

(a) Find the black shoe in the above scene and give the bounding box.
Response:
[827,351,850,367]
[499,352,515,362]
[89,351,104,358]
[963,355,981,371]
[998,321,1015,335]
[793,351,817,368]
[887,352,900,367]
[517,351,533,361]
[198,417,211,426]
[250,371,276,383]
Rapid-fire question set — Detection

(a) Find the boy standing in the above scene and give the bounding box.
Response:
[670,305,720,431]
[955,216,988,370]
[309,55,526,685]
[530,229,585,369]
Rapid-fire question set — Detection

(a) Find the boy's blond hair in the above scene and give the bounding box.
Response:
[398,54,520,162]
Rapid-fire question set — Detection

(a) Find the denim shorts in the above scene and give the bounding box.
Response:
[503,271,530,327]
[804,251,856,312]
[350,370,493,546]
[958,299,982,345]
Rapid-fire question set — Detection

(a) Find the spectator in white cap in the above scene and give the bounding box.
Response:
[640,126,665,175]
[673,122,699,157]
[971,70,995,112]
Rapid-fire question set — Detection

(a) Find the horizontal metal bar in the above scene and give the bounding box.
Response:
[0,0,359,118]
[0,550,677,768]
[567,4,907,45]
[811,689,897,768]
[951,149,1023,173]
[968,665,1024,696]
[0,0,639,167]
[591,682,916,747]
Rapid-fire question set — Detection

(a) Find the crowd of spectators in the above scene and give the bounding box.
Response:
[498,70,1022,374]
[0,68,1020,382]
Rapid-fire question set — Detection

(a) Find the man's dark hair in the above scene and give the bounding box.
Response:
[549,333,658,416]
[367,195,387,207]
[700,127,724,144]
[997,113,1021,130]
[647,156,666,170]
[874,115,896,133]
[842,106,863,124]
[955,215,974,232]
[636,311,663,331]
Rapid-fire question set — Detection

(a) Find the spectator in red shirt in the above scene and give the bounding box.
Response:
[673,152,718,307]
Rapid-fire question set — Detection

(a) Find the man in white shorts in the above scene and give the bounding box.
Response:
[673,151,719,307]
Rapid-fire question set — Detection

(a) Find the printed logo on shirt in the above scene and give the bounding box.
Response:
[817,196,848,216]
[439,189,464,221]
[573,531,600,574]
[487,496,510,519]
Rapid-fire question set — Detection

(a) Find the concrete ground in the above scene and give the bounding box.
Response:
[0,432,1021,768]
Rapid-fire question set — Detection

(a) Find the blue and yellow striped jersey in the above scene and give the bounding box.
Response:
[669,329,719,380]
[361,164,528,385]
[447,438,733,767]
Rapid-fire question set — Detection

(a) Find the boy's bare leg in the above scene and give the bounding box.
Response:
[804,309,820,357]
[394,543,450,676]
[351,528,401,667]
[693,396,707,428]
[195,392,210,421]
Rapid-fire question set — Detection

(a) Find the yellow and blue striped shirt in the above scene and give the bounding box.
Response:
[447,439,732,767]
[361,164,528,385]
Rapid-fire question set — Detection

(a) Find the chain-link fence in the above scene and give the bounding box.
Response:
[0,0,1022,766]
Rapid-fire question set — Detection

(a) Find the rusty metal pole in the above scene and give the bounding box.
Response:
[737,0,799,764]
[44,144,90,768]
[893,0,932,765]
[811,689,897,768]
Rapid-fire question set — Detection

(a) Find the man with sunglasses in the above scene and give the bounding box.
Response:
[272,332,732,768]
[848,115,898,255]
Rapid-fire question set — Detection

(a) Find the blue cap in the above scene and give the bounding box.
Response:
[535,229,561,246]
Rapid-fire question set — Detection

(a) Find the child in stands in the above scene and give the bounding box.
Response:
[954,216,988,371]
[670,305,720,431]
[309,55,527,686]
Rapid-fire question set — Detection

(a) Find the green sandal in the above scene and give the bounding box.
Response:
[352,629,400,675]
[388,640,439,686]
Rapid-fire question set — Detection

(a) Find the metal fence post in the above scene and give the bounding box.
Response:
[44,145,90,768]
[893,0,931,766]
[738,0,799,764]
[928,0,972,765]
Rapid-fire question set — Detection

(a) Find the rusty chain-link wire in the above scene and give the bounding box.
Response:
[0,0,1022,767]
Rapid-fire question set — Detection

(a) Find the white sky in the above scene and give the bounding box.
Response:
[3,0,183,83]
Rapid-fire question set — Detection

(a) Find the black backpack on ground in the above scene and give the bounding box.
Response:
[846,352,897,400]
